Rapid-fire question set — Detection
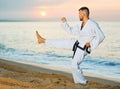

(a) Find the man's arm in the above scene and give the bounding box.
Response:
[61,17,80,35]
[90,23,105,50]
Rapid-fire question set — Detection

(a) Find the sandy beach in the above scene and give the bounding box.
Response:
[0,58,120,89]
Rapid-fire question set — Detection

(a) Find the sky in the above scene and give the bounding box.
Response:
[0,0,120,21]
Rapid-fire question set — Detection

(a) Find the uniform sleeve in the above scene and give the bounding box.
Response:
[61,22,80,35]
[90,23,105,50]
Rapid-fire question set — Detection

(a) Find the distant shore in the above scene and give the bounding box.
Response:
[0,58,120,89]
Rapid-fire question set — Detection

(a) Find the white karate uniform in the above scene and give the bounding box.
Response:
[45,19,105,84]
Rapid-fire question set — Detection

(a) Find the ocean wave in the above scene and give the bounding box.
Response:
[0,43,16,52]
[100,61,120,66]
[0,43,120,78]
[84,57,120,67]
[0,43,6,51]
[45,51,72,58]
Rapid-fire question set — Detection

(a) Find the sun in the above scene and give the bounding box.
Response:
[40,11,47,17]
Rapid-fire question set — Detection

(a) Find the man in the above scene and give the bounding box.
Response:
[36,7,105,85]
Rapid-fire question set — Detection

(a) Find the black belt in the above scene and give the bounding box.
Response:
[72,40,91,59]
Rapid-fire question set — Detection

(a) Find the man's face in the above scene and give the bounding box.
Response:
[79,10,84,21]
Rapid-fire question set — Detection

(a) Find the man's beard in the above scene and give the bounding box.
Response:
[79,17,83,21]
[80,18,83,21]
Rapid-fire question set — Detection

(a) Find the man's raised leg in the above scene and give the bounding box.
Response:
[35,31,75,50]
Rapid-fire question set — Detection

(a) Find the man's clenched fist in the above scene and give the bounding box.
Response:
[61,17,67,23]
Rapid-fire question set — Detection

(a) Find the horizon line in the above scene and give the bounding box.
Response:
[0,19,119,22]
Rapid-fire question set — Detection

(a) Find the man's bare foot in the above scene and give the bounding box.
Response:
[36,31,45,44]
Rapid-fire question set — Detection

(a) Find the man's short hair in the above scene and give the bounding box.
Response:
[79,7,90,17]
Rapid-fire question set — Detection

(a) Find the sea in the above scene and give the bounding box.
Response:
[0,21,120,79]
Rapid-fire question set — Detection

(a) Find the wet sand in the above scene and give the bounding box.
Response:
[0,58,120,89]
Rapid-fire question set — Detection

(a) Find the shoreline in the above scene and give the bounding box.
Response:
[0,58,120,87]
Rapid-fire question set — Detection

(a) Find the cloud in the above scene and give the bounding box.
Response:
[0,0,71,11]
[0,0,120,21]
[0,0,73,20]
